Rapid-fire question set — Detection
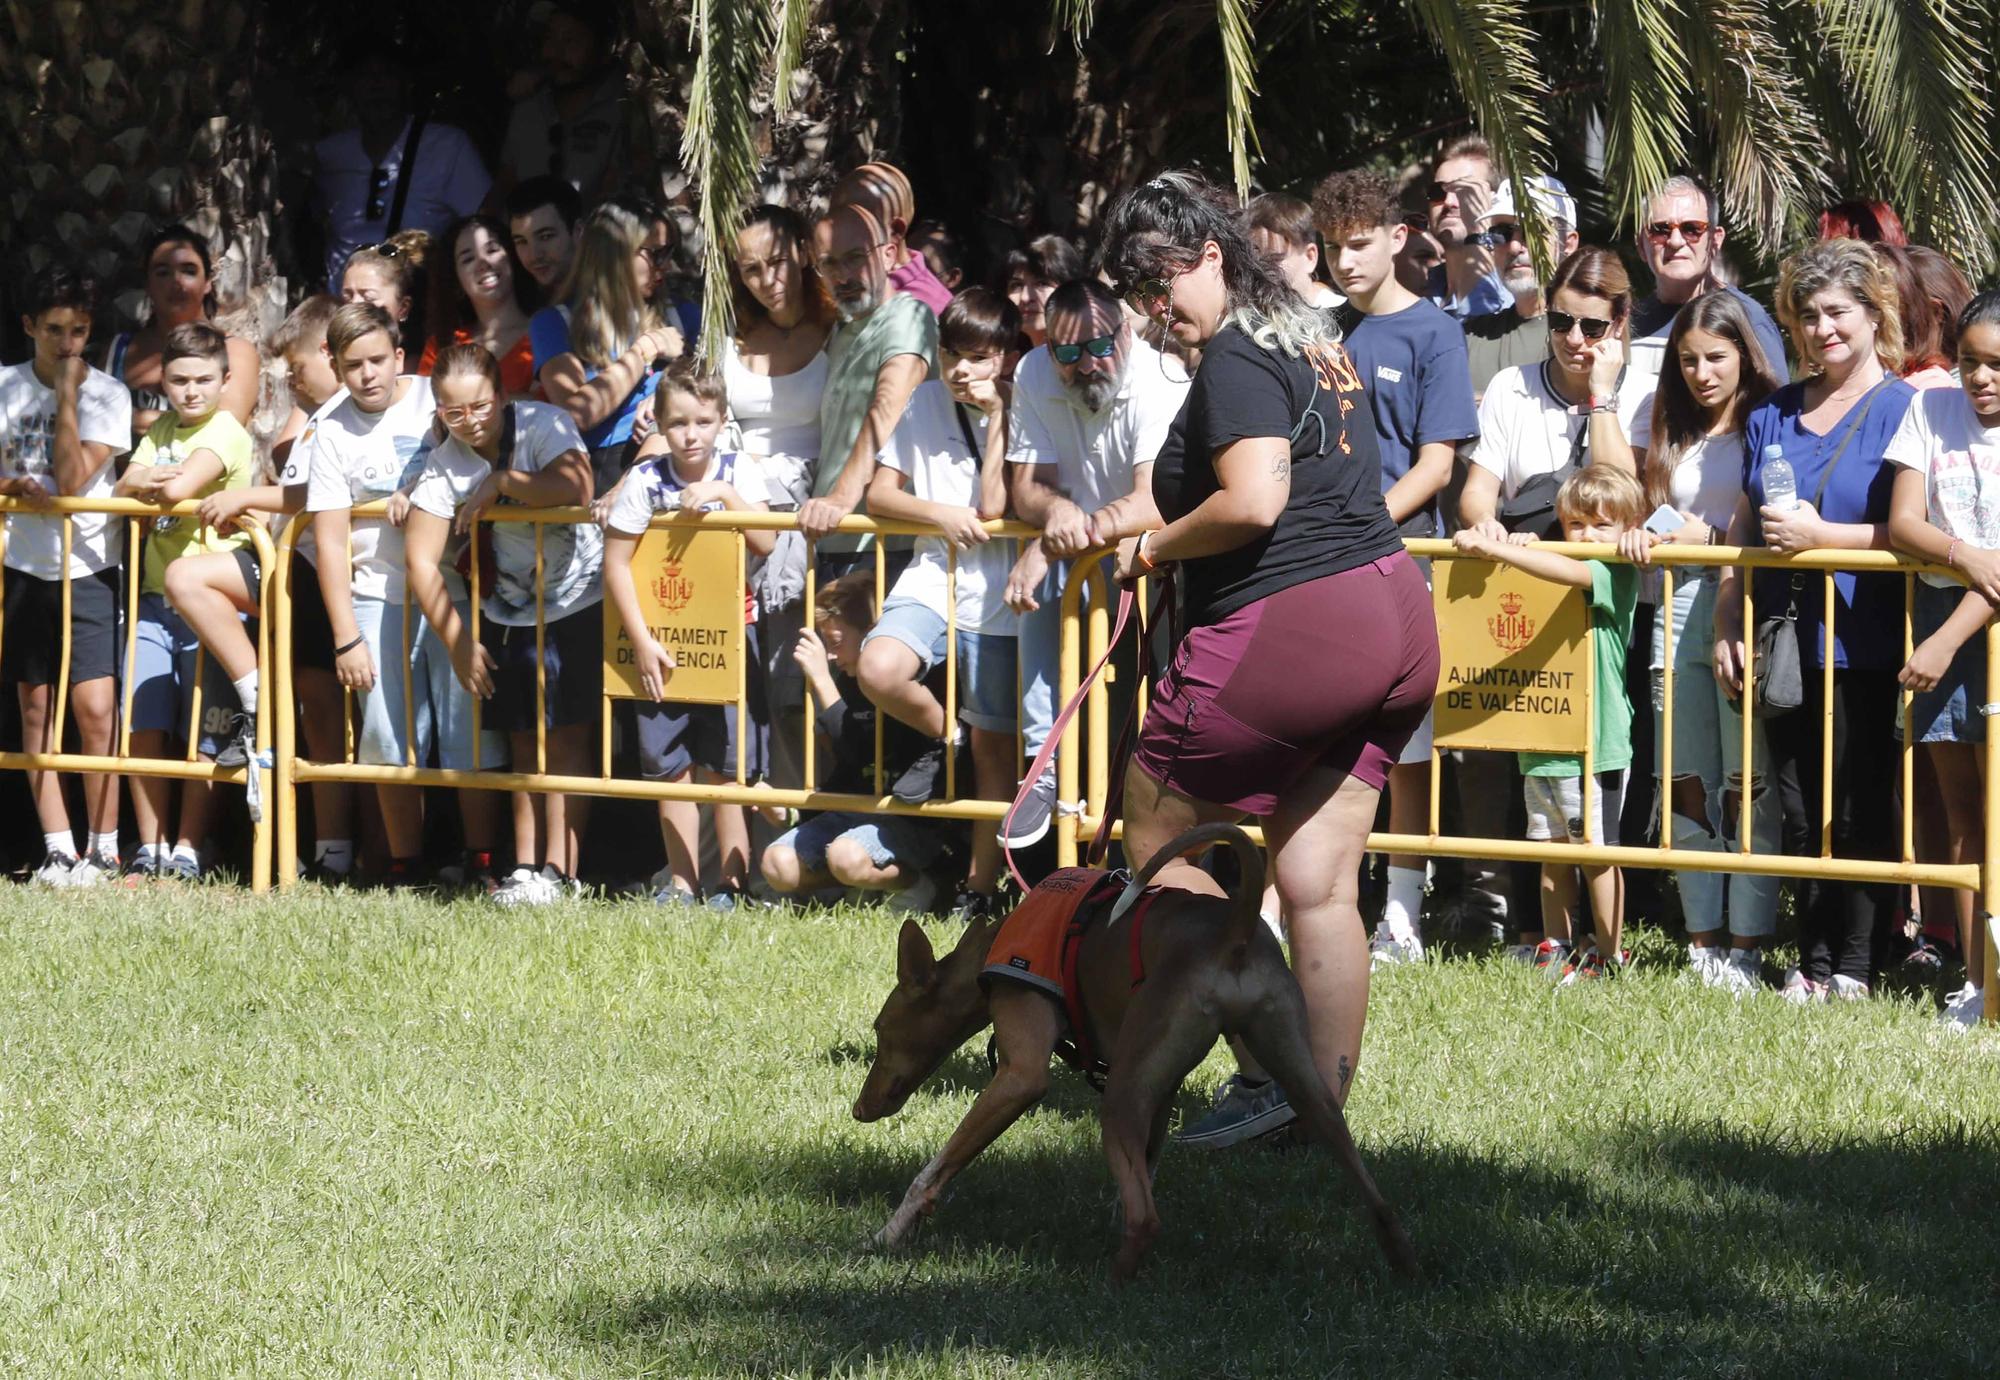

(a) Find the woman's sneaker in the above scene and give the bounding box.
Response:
[1779,969,1826,1005]
[1369,922,1424,966]
[1174,1074,1296,1149]
[1714,948,1764,996]
[491,866,558,908]
[1827,974,1870,1001]
[1940,982,1986,1031]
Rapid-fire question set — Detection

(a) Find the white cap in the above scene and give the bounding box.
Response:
[1479,175,1578,231]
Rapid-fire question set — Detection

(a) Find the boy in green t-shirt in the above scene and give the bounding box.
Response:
[1453,465,1644,985]
[113,321,257,880]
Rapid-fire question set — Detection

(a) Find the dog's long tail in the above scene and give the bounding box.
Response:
[1109,822,1267,955]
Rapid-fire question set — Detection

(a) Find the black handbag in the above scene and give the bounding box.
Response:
[1749,379,1890,719]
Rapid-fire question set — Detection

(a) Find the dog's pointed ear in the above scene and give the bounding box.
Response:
[895,918,938,989]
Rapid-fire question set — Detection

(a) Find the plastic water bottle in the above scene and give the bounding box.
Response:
[1762,445,1798,512]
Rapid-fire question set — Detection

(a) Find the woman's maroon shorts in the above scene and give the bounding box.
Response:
[1134,550,1439,816]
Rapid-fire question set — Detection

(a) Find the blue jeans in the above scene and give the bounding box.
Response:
[1652,574,1781,939]
[1018,558,1080,757]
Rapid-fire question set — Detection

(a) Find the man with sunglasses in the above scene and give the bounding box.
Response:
[1421,136,1510,321]
[1627,175,1787,394]
[313,44,489,289]
[1000,279,1189,848]
[1461,176,1582,401]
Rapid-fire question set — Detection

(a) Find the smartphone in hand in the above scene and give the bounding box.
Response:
[1643,504,1686,536]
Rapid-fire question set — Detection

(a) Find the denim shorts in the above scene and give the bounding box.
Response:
[771,809,946,872]
[861,598,949,672]
[956,628,1018,733]
[1523,768,1629,845]
[127,594,235,755]
[1901,579,1988,745]
[353,596,497,770]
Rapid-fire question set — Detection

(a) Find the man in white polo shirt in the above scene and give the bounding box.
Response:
[1001,278,1189,848]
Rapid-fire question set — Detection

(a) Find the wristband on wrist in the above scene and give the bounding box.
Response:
[1136,530,1158,572]
[334,633,366,657]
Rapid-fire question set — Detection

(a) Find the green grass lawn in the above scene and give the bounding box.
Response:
[1,885,1995,1378]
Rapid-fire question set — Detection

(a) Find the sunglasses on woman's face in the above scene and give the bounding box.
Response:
[1121,277,1174,315]
[1548,309,1614,341]
[1050,334,1117,365]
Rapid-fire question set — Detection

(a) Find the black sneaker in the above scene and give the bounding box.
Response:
[213,709,258,768]
[950,888,1001,923]
[890,741,948,805]
[999,768,1058,849]
[377,860,430,892]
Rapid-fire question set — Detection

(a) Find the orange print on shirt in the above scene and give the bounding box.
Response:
[1303,341,1363,455]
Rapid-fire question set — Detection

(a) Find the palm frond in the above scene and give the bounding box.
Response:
[1676,0,1829,256]
[1811,0,1996,273]
[771,0,814,115]
[1049,0,1097,50]
[1215,0,1263,197]
[1591,0,1694,235]
[680,0,769,363]
[1402,0,1558,273]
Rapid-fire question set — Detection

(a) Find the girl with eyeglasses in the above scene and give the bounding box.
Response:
[1097,170,1439,1150]
[420,215,539,398]
[404,344,601,906]
[1714,239,1918,1005]
[1619,292,1784,992]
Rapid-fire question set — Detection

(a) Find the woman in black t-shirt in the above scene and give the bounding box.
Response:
[1100,171,1440,1145]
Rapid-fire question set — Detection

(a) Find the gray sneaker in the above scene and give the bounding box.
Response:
[1174,1074,1296,1150]
[999,768,1059,849]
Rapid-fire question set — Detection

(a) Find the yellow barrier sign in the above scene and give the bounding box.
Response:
[1432,559,1589,753]
[604,527,745,704]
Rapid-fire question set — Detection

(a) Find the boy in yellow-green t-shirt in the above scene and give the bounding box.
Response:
[112,322,257,880]
[1452,465,1644,986]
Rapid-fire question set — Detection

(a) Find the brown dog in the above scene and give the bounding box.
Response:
[853,822,1419,1282]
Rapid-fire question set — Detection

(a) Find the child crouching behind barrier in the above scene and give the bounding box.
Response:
[759,574,949,913]
[114,322,258,878]
[602,362,773,909]
[406,343,599,906]
[1454,465,1645,985]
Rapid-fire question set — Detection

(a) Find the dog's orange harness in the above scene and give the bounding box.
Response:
[981,866,1161,1079]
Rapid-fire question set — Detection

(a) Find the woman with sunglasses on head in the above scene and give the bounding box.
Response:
[1619,292,1784,991]
[1096,170,1439,1150]
[340,231,433,368]
[1459,247,1650,544]
[104,225,262,444]
[1712,239,1917,1005]
[418,215,539,398]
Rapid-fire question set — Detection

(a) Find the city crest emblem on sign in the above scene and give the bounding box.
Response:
[1487,591,1535,653]
[653,560,694,613]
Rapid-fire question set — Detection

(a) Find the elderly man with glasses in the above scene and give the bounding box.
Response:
[1626,174,1790,397]
[997,278,1190,850]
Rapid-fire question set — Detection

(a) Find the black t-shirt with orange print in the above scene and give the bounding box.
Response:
[1150,323,1401,626]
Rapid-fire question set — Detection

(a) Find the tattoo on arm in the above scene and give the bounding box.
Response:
[1270,451,1291,483]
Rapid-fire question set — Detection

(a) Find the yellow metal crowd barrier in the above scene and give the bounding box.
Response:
[0,495,277,890]
[1063,537,1999,1023]
[270,506,1045,887]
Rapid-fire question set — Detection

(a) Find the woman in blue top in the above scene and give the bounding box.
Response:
[1712,239,1916,1004]
[531,200,684,496]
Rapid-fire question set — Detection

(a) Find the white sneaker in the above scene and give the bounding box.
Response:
[1779,968,1824,1005]
[33,850,81,887]
[1714,948,1764,996]
[1827,974,1871,1001]
[62,851,118,888]
[490,866,558,908]
[1369,924,1424,966]
[1504,943,1539,964]
[1687,944,1725,985]
[886,871,941,915]
[1940,982,1985,1031]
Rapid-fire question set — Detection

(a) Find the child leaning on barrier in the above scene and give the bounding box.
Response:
[758,574,950,914]
[1453,465,1644,985]
[858,288,1019,919]
[601,362,774,910]
[405,343,598,907]
[1884,289,2000,1031]
[112,323,258,880]
[0,261,132,886]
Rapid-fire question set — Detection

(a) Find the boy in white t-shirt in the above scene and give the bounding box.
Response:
[305,303,496,887]
[112,323,258,880]
[407,343,598,906]
[0,264,132,885]
[861,289,1019,913]
[602,364,775,908]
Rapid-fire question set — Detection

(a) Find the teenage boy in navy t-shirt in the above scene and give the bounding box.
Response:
[1312,168,1478,965]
